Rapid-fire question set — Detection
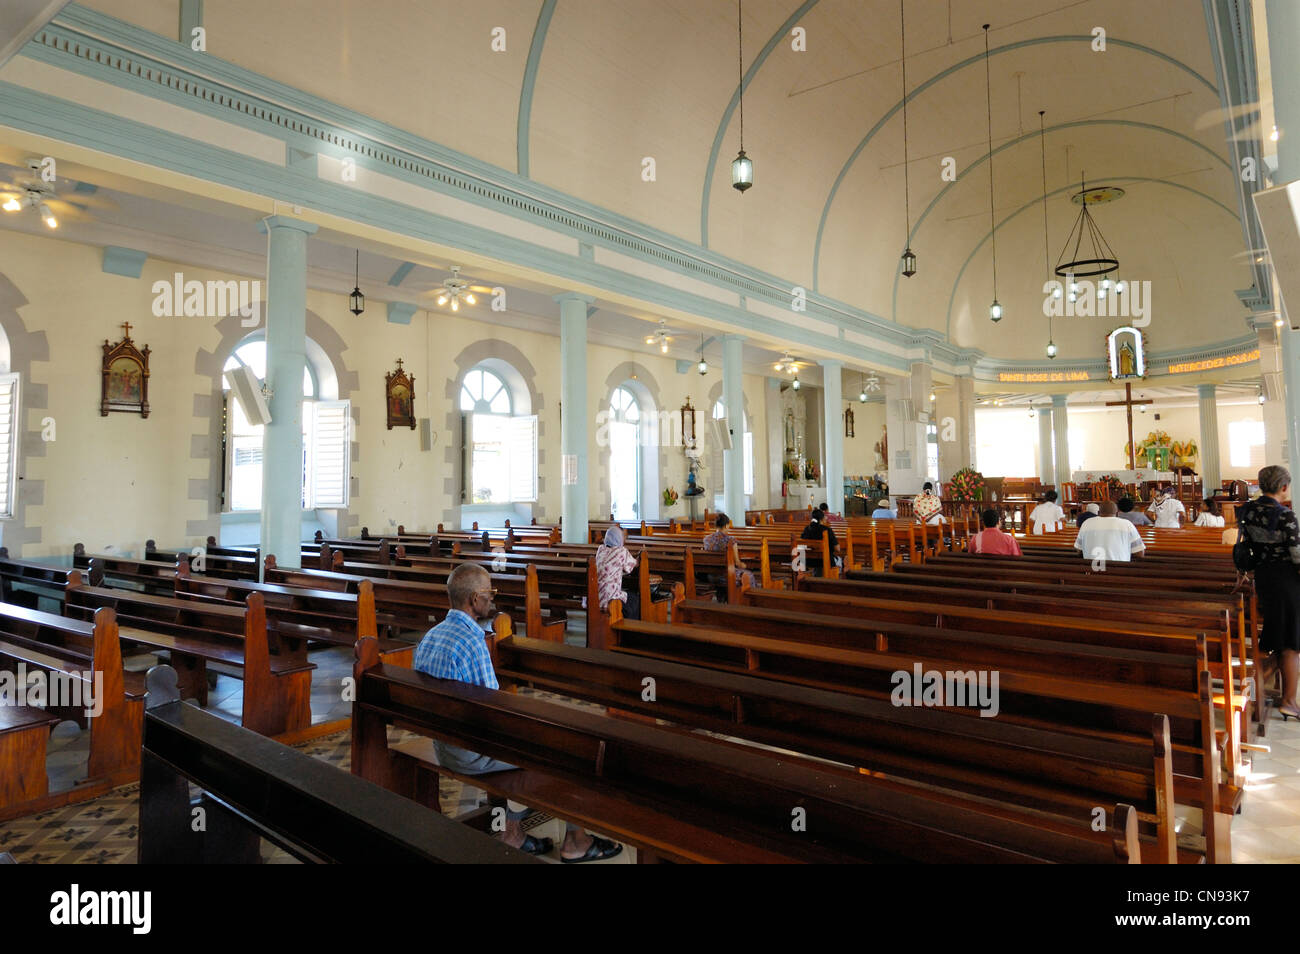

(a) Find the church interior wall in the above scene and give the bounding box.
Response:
[0,228,774,556]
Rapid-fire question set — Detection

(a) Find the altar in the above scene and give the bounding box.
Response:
[1072,470,1175,485]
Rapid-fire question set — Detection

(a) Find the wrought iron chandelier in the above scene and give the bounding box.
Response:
[1054,174,1122,280]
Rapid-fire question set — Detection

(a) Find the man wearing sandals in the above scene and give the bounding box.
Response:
[1237,466,1300,722]
[414,563,623,862]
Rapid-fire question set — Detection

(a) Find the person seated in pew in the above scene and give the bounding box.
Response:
[870,498,897,519]
[701,512,756,598]
[1027,489,1065,534]
[799,509,840,576]
[969,508,1022,556]
[414,563,623,863]
[596,525,640,620]
[1073,501,1146,563]
[1075,502,1100,528]
[1147,486,1186,528]
[1194,498,1225,528]
[912,482,944,525]
[1116,496,1152,527]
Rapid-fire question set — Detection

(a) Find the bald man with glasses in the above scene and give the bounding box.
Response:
[413,562,622,863]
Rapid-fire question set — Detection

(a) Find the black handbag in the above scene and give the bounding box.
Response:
[1232,502,1280,573]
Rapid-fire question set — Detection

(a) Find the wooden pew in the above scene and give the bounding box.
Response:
[0,599,142,820]
[606,609,1227,862]
[494,633,1172,861]
[0,552,75,609]
[145,537,259,581]
[352,636,1139,863]
[63,581,313,737]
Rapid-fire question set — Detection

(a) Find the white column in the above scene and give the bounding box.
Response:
[1257,319,1287,464]
[1197,383,1221,492]
[557,293,591,544]
[820,359,844,513]
[256,215,317,572]
[1038,408,1055,484]
[722,334,746,522]
[764,377,783,508]
[1051,394,1070,485]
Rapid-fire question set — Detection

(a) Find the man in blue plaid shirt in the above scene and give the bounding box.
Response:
[413,563,621,863]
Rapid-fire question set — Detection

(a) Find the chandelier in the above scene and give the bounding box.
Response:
[1054,175,1123,280]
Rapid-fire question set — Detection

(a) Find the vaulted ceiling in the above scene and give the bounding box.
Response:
[59,0,1264,364]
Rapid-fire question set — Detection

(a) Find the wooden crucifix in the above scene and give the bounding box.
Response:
[1105,382,1153,470]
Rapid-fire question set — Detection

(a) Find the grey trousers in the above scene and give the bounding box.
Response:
[436,741,578,833]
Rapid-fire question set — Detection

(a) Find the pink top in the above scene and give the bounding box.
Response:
[970,528,1022,556]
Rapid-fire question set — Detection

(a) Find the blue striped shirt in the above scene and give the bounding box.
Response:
[412,610,498,689]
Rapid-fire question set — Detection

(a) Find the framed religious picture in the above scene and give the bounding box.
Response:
[680,397,696,445]
[101,322,150,417]
[844,404,855,438]
[385,358,416,430]
[1107,326,1146,380]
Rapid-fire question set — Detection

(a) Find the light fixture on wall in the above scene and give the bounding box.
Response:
[898,0,916,278]
[982,24,1001,323]
[1259,389,1266,405]
[349,249,365,316]
[1039,110,1055,360]
[731,0,753,192]
[697,334,708,375]
[929,391,936,403]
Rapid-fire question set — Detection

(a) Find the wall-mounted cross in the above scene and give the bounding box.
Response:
[394,358,403,371]
[121,321,133,339]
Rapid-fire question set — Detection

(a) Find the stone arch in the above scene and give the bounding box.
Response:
[443,339,547,527]
[191,306,361,544]
[0,272,50,555]
[599,361,666,522]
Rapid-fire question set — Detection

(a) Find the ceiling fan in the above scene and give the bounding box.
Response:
[0,159,114,229]
[772,351,807,375]
[644,318,684,354]
[434,265,493,312]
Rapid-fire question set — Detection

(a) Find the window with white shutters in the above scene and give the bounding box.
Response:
[311,400,351,508]
[0,374,19,518]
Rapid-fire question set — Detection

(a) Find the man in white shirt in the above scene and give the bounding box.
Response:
[1074,501,1146,563]
[1027,490,1065,534]
[1147,488,1186,528]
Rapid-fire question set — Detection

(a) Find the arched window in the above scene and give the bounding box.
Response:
[608,386,642,520]
[222,336,349,512]
[712,400,754,497]
[461,363,536,505]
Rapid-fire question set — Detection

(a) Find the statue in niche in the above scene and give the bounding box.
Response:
[784,410,796,453]
[874,426,888,472]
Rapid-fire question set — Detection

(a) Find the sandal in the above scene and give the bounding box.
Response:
[560,835,623,864]
[516,834,554,856]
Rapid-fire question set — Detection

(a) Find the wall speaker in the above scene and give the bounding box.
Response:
[710,416,733,450]
[1264,371,1283,402]
[223,364,271,426]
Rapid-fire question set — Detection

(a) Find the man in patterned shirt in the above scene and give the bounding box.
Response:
[414,563,622,863]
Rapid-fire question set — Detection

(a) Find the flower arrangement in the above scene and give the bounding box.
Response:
[805,459,821,482]
[948,467,985,502]
[662,486,679,507]
[782,461,800,480]
[1097,473,1124,497]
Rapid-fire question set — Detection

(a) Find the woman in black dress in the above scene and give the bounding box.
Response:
[1238,465,1300,719]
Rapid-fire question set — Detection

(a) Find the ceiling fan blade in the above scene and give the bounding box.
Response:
[467,284,494,293]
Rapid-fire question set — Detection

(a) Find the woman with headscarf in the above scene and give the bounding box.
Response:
[595,525,639,619]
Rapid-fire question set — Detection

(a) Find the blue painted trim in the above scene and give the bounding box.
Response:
[72,180,96,194]
[101,245,146,278]
[943,176,1238,340]
[516,0,555,178]
[812,34,1219,291]
[892,120,1232,323]
[257,215,318,235]
[25,8,917,350]
[699,0,820,247]
[387,261,415,287]
[179,0,202,46]
[387,301,417,325]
